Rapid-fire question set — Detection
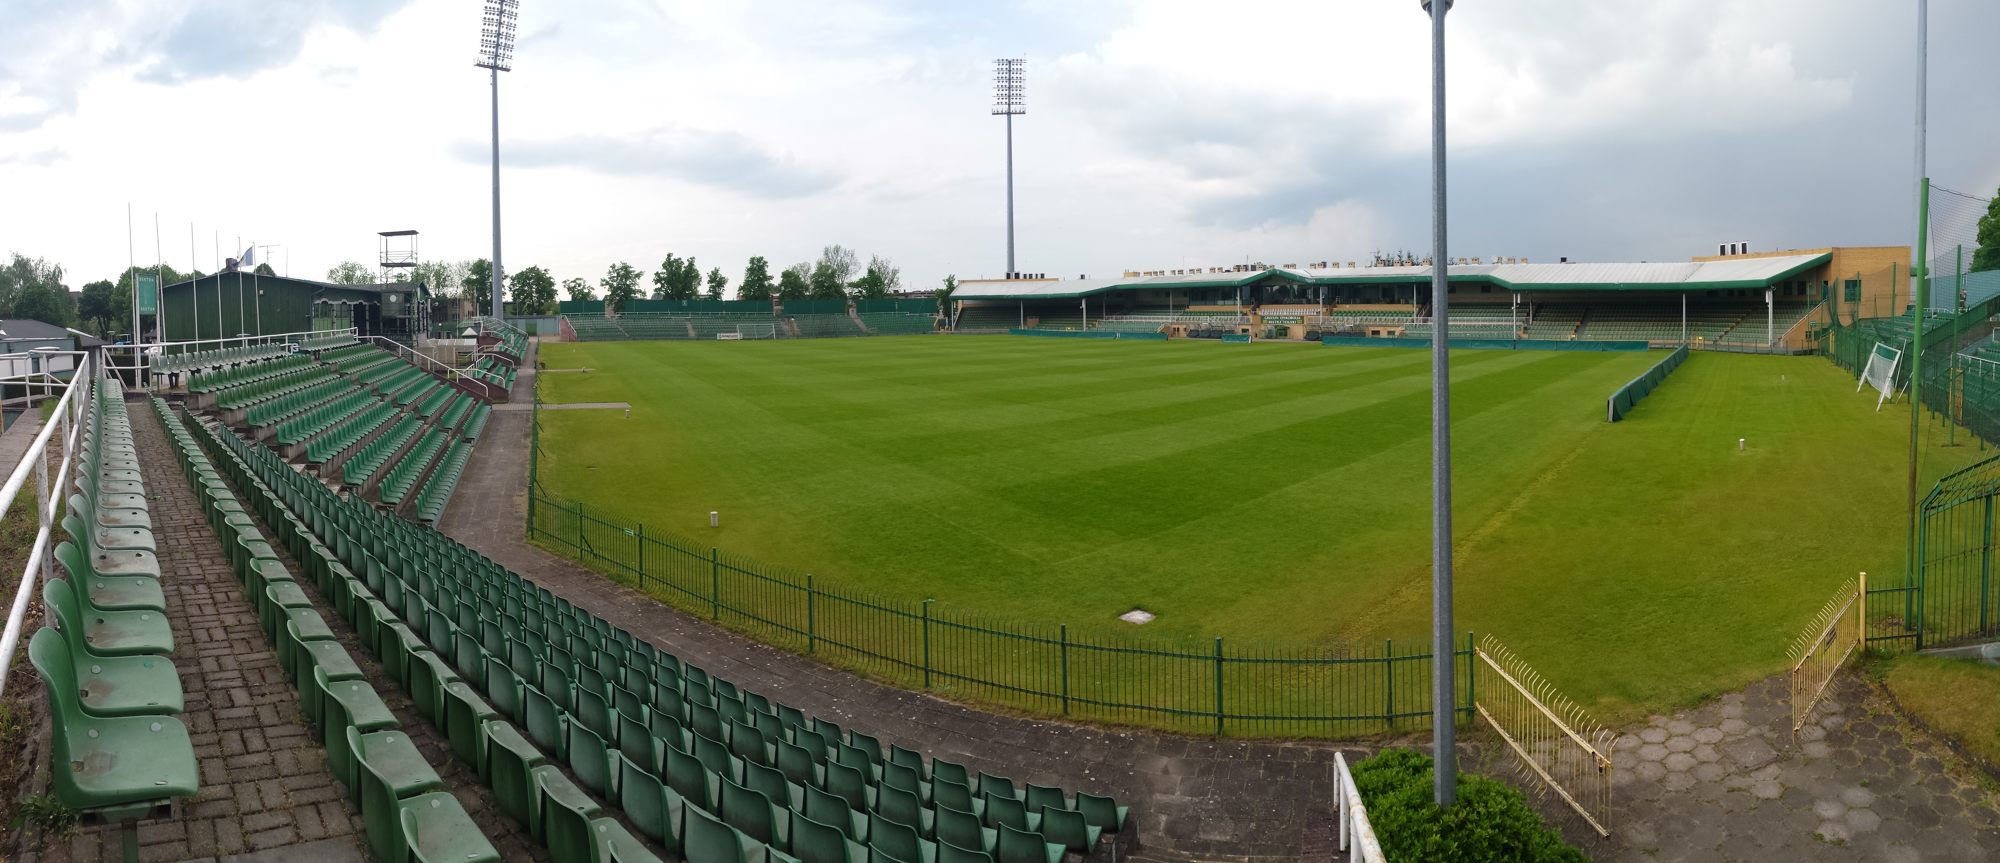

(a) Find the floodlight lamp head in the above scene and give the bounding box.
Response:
[1420,0,1452,12]
[476,0,520,71]
[991,58,1026,116]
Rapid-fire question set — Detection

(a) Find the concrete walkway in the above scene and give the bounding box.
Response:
[442,337,2000,861]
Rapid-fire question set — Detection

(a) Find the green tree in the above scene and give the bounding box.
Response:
[936,274,958,319]
[601,262,644,312]
[1974,188,2000,273]
[508,265,557,314]
[777,264,811,301]
[850,255,900,299]
[463,259,494,312]
[817,244,859,286]
[651,253,686,300]
[253,262,276,276]
[0,254,68,317]
[326,260,373,285]
[808,261,845,300]
[78,279,119,335]
[739,256,774,301]
[562,277,596,302]
[705,267,727,301]
[9,281,71,326]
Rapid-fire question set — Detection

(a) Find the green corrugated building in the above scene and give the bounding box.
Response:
[159,270,429,343]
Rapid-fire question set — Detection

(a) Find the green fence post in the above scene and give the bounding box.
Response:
[575,501,585,561]
[1465,631,1476,721]
[710,548,721,621]
[1059,624,1070,716]
[1384,639,1395,729]
[922,599,934,689]
[1984,497,1994,636]
[806,574,816,654]
[637,522,645,588]
[1212,637,1226,737]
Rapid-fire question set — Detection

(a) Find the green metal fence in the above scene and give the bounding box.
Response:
[524,489,1473,737]
[1894,454,2000,650]
[1607,345,1690,422]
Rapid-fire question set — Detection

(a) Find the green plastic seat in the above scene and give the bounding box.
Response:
[485,658,523,722]
[483,720,550,829]
[743,761,804,813]
[292,629,361,728]
[804,784,867,844]
[825,761,876,813]
[596,817,669,863]
[275,609,335,682]
[1037,806,1101,855]
[54,542,164,612]
[617,752,683,852]
[981,794,1039,834]
[930,760,969,790]
[790,813,868,863]
[868,812,936,863]
[882,763,930,806]
[935,840,992,863]
[407,649,461,729]
[442,681,499,774]
[665,743,718,810]
[398,795,502,863]
[991,824,1060,863]
[721,777,790,851]
[567,715,615,797]
[28,629,198,812]
[687,803,788,863]
[523,685,567,760]
[875,785,934,838]
[933,805,994,855]
[1074,792,1128,833]
[317,668,397,783]
[777,739,823,788]
[529,763,603,846]
[33,610,182,717]
[346,726,443,808]
[45,578,172,657]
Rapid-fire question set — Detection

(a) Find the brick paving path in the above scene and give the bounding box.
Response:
[26,404,371,862]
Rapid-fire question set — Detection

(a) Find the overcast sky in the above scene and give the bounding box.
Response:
[2,0,1995,297]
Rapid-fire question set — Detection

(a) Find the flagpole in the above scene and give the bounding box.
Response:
[191,224,200,343]
[151,213,163,387]
[253,242,262,337]
[126,203,138,357]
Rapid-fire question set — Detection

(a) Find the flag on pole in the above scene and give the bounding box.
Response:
[241,245,256,267]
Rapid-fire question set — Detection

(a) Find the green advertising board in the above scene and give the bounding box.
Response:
[136,273,158,315]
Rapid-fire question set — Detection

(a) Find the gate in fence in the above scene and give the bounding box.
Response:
[1913,455,2000,649]
[1472,635,1616,837]
[1788,575,1864,734]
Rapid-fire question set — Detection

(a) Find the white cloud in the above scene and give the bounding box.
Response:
[0,0,1991,299]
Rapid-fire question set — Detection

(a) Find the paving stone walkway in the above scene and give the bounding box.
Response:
[1571,672,2000,862]
[443,337,2000,861]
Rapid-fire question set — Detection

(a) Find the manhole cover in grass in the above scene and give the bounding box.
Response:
[1119,609,1155,625]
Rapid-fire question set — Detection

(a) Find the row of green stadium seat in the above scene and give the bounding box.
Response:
[205,420,1133,863]
[215,365,339,411]
[276,391,374,446]
[168,404,503,863]
[189,353,311,394]
[300,332,360,352]
[379,429,449,506]
[855,313,936,335]
[155,342,288,376]
[246,378,351,427]
[414,441,475,524]
[30,382,200,843]
[305,400,397,465]
[344,414,424,487]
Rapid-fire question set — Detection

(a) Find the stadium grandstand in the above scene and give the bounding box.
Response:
[954,245,1908,351]
[559,299,939,342]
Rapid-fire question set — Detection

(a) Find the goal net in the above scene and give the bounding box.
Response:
[735,323,778,340]
[1857,342,1901,410]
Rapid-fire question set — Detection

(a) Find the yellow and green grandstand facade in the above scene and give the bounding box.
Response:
[953,246,1912,350]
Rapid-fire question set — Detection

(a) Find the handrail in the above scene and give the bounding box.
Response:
[0,353,90,696]
[363,335,501,401]
[1333,752,1388,863]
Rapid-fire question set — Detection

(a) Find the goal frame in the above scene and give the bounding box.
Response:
[1857,341,1902,411]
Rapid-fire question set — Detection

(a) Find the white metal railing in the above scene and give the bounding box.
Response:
[1788,574,1863,735]
[1333,752,1388,863]
[0,352,91,696]
[363,335,502,401]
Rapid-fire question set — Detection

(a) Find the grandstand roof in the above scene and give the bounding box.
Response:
[953,252,1833,300]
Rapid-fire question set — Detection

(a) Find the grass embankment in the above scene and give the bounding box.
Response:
[1878,654,2000,771]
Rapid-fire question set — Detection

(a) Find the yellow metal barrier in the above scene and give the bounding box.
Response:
[1473,635,1616,837]
[1788,574,1864,735]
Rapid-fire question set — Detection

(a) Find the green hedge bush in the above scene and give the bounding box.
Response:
[1349,749,1587,863]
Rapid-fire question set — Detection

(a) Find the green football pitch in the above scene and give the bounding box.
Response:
[534,336,1981,720]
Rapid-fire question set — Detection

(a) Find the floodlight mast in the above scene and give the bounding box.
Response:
[476,0,519,321]
[1421,0,1456,810]
[992,59,1025,278]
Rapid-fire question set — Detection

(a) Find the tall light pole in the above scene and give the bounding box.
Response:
[1422,0,1457,808]
[476,0,519,321]
[1906,0,1928,584]
[992,59,1025,277]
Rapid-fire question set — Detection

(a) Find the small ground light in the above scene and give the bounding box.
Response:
[625,407,631,419]
[710,511,719,528]
[1119,608,1155,625]
[1739,438,1746,451]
